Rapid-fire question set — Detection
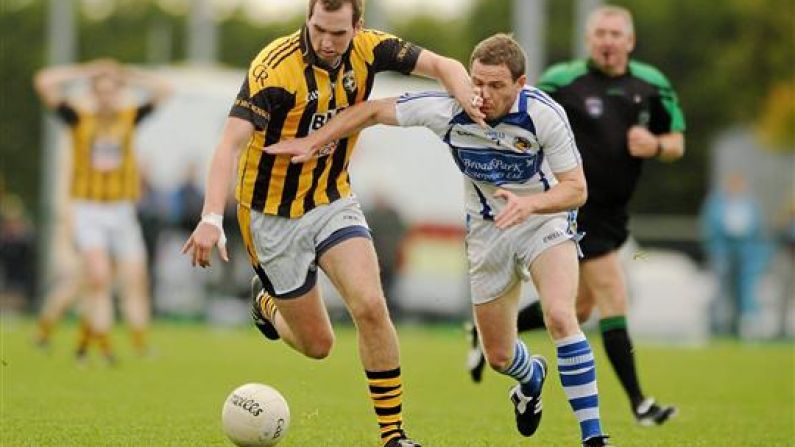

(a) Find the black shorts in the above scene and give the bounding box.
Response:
[577,204,629,260]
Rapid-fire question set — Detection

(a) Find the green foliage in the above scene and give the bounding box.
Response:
[0,0,46,215]
[218,15,304,68]
[391,15,470,65]
[2,322,794,446]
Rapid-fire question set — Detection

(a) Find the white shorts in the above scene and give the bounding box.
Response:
[238,196,371,298]
[466,210,580,305]
[72,200,146,260]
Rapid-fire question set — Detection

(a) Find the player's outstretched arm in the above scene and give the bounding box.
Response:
[264,97,400,163]
[412,51,486,127]
[494,166,587,229]
[181,116,253,268]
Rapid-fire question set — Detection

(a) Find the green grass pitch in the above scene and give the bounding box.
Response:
[2,320,793,446]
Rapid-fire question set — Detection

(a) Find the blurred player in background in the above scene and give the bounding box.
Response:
[181,1,484,446]
[467,5,685,426]
[264,33,615,447]
[34,59,171,362]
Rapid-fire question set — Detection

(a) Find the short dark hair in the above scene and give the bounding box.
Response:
[307,0,364,27]
[469,33,526,81]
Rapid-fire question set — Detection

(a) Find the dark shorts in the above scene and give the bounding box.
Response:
[577,204,629,261]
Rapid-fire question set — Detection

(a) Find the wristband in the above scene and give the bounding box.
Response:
[201,212,227,247]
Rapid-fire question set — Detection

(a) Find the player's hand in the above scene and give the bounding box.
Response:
[494,189,535,229]
[181,221,229,268]
[263,137,326,164]
[627,126,658,158]
[457,86,487,127]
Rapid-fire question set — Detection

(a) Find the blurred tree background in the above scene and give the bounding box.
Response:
[1,0,793,222]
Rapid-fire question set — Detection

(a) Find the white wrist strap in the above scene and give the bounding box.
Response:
[201,213,227,248]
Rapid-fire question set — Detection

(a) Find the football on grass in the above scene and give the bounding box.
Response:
[221,383,290,447]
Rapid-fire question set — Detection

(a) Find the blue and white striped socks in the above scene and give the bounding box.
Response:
[556,332,603,441]
[500,340,536,395]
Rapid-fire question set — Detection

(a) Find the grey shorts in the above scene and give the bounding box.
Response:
[237,196,371,298]
[466,210,580,305]
[72,200,146,260]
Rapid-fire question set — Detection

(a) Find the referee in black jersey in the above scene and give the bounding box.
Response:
[467,5,685,426]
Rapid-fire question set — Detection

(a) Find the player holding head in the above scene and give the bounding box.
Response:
[468,5,685,426]
[181,1,484,446]
[33,59,171,361]
[263,33,614,447]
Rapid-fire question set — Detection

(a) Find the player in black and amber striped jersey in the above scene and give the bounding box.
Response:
[182,2,485,446]
[34,59,171,363]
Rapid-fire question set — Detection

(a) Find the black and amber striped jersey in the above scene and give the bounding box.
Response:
[55,103,153,202]
[231,27,422,218]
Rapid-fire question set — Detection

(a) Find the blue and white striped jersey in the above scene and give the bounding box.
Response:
[395,86,582,220]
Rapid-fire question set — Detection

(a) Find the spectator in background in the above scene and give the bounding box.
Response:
[137,169,171,298]
[772,193,794,338]
[365,193,407,319]
[700,171,770,338]
[172,163,204,234]
[33,59,171,361]
[0,194,35,312]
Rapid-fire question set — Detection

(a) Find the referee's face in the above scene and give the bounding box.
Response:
[586,13,635,76]
[471,61,525,121]
[307,2,360,67]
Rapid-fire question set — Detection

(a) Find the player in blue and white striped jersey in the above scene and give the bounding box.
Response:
[264,34,614,447]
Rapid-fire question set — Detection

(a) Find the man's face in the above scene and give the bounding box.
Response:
[307,2,359,67]
[470,61,525,121]
[92,75,122,111]
[586,13,635,75]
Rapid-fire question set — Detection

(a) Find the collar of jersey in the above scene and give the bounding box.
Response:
[300,25,353,74]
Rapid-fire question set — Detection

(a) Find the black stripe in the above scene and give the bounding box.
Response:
[363,64,376,100]
[120,137,130,199]
[270,44,300,70]
[101,172,111,201]
[324,138,347,202]
[374,405,402,416]
[250,154,275,211]
[380,429,403,439]
[323,60,368,204]
[366,367,401,379]
[343,58,358,105]
[276,65,317,217]
[374,392,403,400]
[250,96,292,210]
[302,61,350,213]
[369,384,401,394]
[263,36,298,66]
[301,148,328,212]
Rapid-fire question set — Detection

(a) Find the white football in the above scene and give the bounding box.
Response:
[221,383,290,447]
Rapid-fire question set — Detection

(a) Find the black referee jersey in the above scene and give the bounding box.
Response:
[537,59,685,210]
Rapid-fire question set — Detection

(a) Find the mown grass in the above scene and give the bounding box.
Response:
[1,319,793,446]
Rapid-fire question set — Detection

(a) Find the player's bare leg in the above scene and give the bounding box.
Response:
[531,241,607,443]
[531,242,580,339]
[319,237,416,447]
[475,278,546,437]
[35,266,82,348]
[82,248,115,363]
[118,257,151,355]
[266,286,335,359]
